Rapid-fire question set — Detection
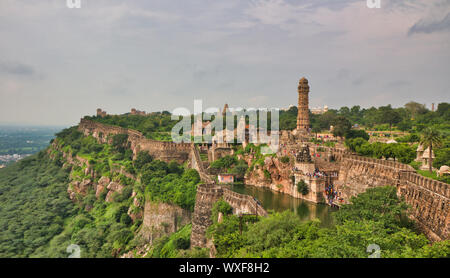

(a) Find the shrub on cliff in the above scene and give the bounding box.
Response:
[228,160,248,179]
[211,199,233,223]
[112,134,129,153]
[133,151,153,170]
[280,156,290,164]
[263,169,271,181]
[210,155,237,171]
[297,180,309,195]
[144,167,200,211]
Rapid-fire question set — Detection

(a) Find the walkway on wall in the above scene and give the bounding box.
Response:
[191,144,215,184]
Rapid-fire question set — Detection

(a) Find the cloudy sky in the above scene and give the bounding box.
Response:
[0,0,449,126]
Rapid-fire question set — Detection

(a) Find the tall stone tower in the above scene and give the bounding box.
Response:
[297,77,310,131]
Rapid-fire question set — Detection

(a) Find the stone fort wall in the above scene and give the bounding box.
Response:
[78,119,191,163]
[338,154,449,241]
[398,172,449,241]
[190,184,267,248]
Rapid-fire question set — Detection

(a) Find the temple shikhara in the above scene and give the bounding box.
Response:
[297,77,310,131]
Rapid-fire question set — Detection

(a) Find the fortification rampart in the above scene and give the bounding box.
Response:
[338,154,449,241]
[398,172,449,241]
[190,184,267,248]
[78,119,191,163]
[190,144,215,184]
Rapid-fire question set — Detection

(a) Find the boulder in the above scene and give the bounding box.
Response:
[96,176,111,198]
[105,181,124,202]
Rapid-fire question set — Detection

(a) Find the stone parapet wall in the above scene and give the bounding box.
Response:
[78,119,191,163]
[222,188,268,217]
[190,184,267,248]
[338,154,449,241]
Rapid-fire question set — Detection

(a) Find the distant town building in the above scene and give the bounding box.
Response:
[311,105,329,115]
[218,174,234,184]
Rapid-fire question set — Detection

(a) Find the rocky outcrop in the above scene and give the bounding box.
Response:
[105,181,125,202]
[67,179,92,200]
[127,191,144,221]
[244,155,293,194]
[96,176,110,198]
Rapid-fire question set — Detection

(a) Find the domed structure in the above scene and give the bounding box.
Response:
[422,147,435,159]
[438,165,450,177]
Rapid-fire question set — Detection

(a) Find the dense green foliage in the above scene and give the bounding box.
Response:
[85,112,177,141]
[0,153,75,257]
[144,168,200,211]
[296,180,309,195]
[210,155,248,180]
[345,138,416,163]
[207,186,450,258]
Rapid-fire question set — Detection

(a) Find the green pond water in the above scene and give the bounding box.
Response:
[227,183,338,228]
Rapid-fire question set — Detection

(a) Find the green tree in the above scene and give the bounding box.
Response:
[334,186,410,231]
[378,106,402,135]
[420,128,443,173]
[344,129,369,140]
[133,151,153,170]
[405,101,427,120]
[112,134,129,153]
[345,137,368,152]
[297,180,309,195]
[331,116,351,139]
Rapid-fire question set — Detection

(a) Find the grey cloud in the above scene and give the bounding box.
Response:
[385,80,411,88]
[408,12,450,35]
[0,61,35,76]
[352,76,365,86]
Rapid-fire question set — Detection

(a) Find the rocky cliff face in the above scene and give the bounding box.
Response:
[244,155,293,194]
